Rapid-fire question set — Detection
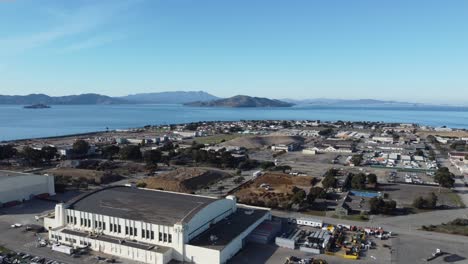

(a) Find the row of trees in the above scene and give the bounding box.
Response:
[21,146,58,165]
[369,197,397,214]
[0,144,17,160]
[0,140,90,165]
[349,173,377,190]
[322,168,338,189]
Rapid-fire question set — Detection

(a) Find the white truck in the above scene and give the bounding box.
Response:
[253,170,262,178]
[52,244,73,255]
[296,218,323,228]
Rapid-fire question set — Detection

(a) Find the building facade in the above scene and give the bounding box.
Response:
[44,186,270,264]
[0,171,55,207]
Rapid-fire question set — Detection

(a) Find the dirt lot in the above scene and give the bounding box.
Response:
[223,135,304,149]
[416,130,468,138]
[249,150,342,177]
[235,173,315,207]
[44,167,123,184]
[190,134,245,145]
[379,183,464,208]
[141,167,232,193]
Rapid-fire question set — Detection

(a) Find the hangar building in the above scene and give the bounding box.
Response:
[44,185,270,264]
[0,170,55,207]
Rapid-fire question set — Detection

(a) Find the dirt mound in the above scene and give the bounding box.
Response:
[234,173,316,209]
[45,168,123,184]
[259,173,314,187]
[222,135,304,149]
[142,168,231,193]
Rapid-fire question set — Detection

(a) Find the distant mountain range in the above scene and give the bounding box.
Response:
[282,98,422,106]
[185,95,294,107]
[0,91,218,105]
[0,93,125,105]
[121,91,219,104]
[0,91,458,107]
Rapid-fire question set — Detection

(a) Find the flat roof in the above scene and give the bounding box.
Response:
[67,186,218,226]
[61,229,171,253]
[188,207,269,251]
[0,170,42,179]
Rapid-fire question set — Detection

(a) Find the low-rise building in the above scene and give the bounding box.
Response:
[44,186,270,264]
[271,143,299,152]
[372,136,394,144]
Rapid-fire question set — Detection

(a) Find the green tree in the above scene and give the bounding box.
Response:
[21,146,44,165]
[0,144,17,160]
[415,149,424,157]
[102,145,120,160]
[143,149,162,166]
[260,161,275,170]
[233,176,245,184]
[413,196,426,209]
[434,167,455,188]
[318,128,334,137]
[119,145,142,161]
[307,187,325,203]
[185,122,199,131]
[281,121,291,128]
[136,182,147,188]
[291,188,306,204]
[367,174,378,185]
[73,140,90,156]
[427,192,438,208]
[273,165,292,173]
[413,192,438,209]
[41,146,57,162]
[350,154,363,166]
[351,173,367,189]
[369,197,397,215]
[322,174,337,190]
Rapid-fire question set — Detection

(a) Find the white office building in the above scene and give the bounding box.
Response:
[44,186,270,264]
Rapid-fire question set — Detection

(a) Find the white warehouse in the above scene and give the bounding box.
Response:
[44,186,271,264]
[0,170,55,207]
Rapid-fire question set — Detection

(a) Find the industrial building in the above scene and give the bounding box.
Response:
[0,170,55,207]
[44,186,271,264]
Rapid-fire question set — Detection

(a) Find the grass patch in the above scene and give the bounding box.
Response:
[445,191,466,208]
[331,214,370,222]
[303,210,327,217]
[0,245,12,254]
[421,218,468,236]
[193,134,245,145]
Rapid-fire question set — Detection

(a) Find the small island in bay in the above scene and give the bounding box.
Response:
[24,103,51,109]
[184,95,294,108]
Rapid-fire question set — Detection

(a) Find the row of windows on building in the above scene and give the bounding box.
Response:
[66,214,172,243]
[67,215,109,232]
[51,234,90,247]
[141,229,172,243]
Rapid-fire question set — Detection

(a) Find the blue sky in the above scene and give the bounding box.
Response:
[1,0,467,104]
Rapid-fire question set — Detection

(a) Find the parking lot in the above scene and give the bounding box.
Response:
[0,194,137,264]
[229,239,393,264]
[249,150,344,177]
[386,171,436,185]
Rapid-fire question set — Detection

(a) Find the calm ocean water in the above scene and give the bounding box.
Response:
[1,104,467,141]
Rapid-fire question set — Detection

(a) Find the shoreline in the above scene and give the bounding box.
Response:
[2,118,468,144]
